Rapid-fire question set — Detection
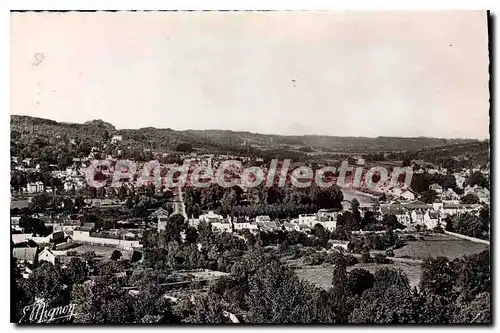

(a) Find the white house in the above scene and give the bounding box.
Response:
[411,210,425,225]
[465,186,490,204]
[317,209,339,221]
[298,214,317,225]
[111,135,123,144]
[39,248,56,265]
[328,239,349,251]
[11,216,22,232]
[283,222,301,232]
[394,211,412,227]
[455,174,467,189]
[233,222,259,232]
[26,181,44,194]
[211,222,232,233]
[439,188,460,200]
[429,183,443,194]
[423,211,440,230]
[400,189,416,200]
[150,208,170,232]
[13,247,38,265]
[313,221,337,231]
[255,215,271,223]
[199,211,224,224]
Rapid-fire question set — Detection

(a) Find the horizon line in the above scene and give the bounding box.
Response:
[10,113,489,141]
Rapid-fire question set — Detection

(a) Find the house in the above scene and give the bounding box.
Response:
[11,216,22,231]
[64,181,76,191]
[465,186,490,204]
[454,174,467,189]
[298,214,317,226]
[410,210,425,225]
[255,215,271,223]
[199,211,224,224]
[429,183,443,194]
[328,239,349,251]
[298,224,311,232]
[123,232,137,240]
[423,211,440,230]
[256,221,281,231]
[317,209,339,221]
[211,222,232,233]
[282,222,300,232]
[111,135,123,144]
[157,215,169,232]
[313,221,337,231]
[150,208,170,232]
[394,211,412,227]
[441,203,483,217]
[13,247,38,265]
[232,222,259,232]
[442,203,462,216]
[439,188,460,200]
[26,181,44,194]
[400,189,416,200]
[38,248,56,265]
[432,202,444,211]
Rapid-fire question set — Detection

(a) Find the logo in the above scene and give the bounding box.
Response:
[20,298,77,323]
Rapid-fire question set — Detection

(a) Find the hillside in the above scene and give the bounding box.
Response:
[10,115,485,163]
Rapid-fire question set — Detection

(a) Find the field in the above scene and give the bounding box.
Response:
[293,233,489,291]
[393,233,489,260]
[67,244,133,260]
[295,262,422,289]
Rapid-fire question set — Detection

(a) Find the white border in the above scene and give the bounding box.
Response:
[1,1,497,332]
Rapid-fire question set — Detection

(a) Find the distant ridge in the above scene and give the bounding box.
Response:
[10,114,483,155]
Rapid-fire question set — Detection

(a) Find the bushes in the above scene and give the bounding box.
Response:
[360,252,373,264]
[327,251,358,266]
[303,251,359,267]
[349,230,405,252]
[373,254,392,264]
[303,252,326,266]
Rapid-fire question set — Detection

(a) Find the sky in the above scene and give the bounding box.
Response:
[11,11,490,139]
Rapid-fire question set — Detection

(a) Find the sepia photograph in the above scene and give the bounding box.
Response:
[10,10,491,324]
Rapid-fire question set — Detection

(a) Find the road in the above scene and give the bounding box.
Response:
[172,185,188,220]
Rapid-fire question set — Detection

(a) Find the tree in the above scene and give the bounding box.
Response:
[330,255,353,323]
[30,193,51,212]
[110,250,122,261]
[452,212,487,239]
[468,171,487,188]
[164,214,187,243]
[72,276,134,323]
[461,193,480,204]
[22,261,70,309]
[174,143,193,153]
[452,292,490,324]
[183,292,231,323]
[421,190,437,204]
[420,257,456,298]
[185,226,199,244]
[382,214,405,230]
[64,258,88,285]
[347,268,374,296]
[351,198,360,211]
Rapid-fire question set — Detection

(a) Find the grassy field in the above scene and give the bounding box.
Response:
[295,262,422,290]
[393,233,489,260]
[70,244,133,260]
[293,233,489,291]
